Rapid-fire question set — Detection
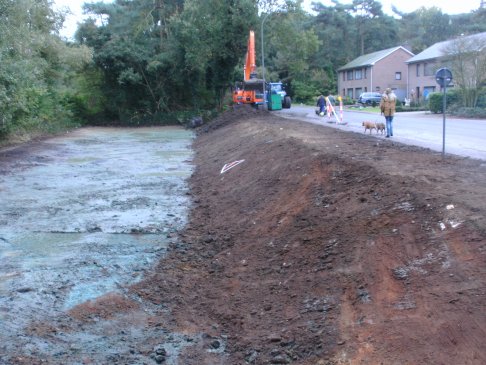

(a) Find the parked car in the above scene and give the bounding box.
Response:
[358,92,382,106]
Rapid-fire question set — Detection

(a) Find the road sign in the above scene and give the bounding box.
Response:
[435,68,453,88]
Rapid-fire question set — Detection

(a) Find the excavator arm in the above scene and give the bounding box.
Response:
[241,30,263,91]
[232,30,264,105]
[244,31,257,81]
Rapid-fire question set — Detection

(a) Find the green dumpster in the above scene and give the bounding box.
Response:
[267,92,282,111]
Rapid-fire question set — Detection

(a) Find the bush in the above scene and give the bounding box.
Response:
[291,80,320,104]
[449,107,486,119]
[477,88,486,108]
[428,92,443,113]
[428,90,459,113]
[341,96,354,105]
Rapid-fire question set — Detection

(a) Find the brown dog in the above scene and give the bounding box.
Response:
[362,121,376,134]
[375,122,386,134]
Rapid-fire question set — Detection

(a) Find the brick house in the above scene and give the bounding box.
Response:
[406,32,486,103]
[337,46,414,102]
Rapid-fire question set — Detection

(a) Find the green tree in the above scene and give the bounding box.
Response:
[397,7,453,53]
[174,0,258,110]
[77,0,257,122]
[0,0,91,138]
[258,3,319,102]
[349,0,389,55]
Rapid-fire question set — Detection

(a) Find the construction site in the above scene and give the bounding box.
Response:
[1,106,485,364]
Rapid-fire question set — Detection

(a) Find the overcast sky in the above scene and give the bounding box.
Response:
[53,0,483,39]
[304,0,481,16]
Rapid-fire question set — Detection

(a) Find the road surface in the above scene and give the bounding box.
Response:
[276,105,486,161]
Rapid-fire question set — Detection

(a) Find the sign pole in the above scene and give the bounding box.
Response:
[442,84,446,159]
[435,68,453,160]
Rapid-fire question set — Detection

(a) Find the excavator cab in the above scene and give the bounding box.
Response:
[232,81,264,106]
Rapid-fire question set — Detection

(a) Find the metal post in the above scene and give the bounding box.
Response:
[261,13,269,110]
[442,84,447,159]
[435,67,452,160]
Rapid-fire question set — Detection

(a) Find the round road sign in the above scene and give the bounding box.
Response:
[435,68,453,88]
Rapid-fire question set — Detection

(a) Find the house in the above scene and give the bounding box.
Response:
[406,32,486,103]
[337,46,414,102]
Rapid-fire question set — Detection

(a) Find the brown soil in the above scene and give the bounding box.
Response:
[6,106,486,364]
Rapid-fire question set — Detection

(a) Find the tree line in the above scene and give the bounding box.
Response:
[1,0,485,141]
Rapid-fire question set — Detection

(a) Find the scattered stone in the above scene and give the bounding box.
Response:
[271,354,290,364]
[210,340,221,349]
[268,334,282,343]
[245,349,259,363]
[189,116,203,128]
[393,267,408,280]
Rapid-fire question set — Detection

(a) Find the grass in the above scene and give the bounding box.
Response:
[345,105,381,113]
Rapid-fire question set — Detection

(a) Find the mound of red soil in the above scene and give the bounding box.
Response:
[133,108,486,364]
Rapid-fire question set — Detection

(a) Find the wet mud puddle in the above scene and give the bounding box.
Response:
[0,127,193,357]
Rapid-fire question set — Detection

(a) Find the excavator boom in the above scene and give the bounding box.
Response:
[244,31,257,81]
[233,30,264,105]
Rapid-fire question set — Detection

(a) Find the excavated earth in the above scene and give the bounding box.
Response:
[2,106,486,364]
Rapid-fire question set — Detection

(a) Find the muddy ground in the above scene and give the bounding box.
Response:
[2,106,486,364]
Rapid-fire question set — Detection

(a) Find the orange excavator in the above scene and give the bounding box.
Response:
[232,30,265,106]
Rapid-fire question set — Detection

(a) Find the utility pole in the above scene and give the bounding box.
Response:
[261,13,270,110]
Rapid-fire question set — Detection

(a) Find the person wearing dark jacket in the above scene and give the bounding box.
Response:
[317,95,326,115]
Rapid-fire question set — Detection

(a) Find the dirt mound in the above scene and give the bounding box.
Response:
[198,104,269,134]
[131,112,486,364]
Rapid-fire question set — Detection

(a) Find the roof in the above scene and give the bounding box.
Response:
[338,46,414,71]
[407,32,486,64]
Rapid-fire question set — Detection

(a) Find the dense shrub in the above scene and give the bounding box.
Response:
[397,106,429,112]
[476,88,486,108]
[291,80,320,104]
[450,107,486,119]
[429,89,485,118]
[428,90,459,113]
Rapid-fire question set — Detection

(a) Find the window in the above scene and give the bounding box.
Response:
[424,63,435,76]
[347,88,353,99]
[395,72,402,80]
[355,69,362,80]
[347,70,353,80]
[364,68,367,79]
[416,64,420,77]
[355,87,362,96]
[342,72,346,81]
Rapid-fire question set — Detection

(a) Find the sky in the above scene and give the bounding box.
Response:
[53,0,112,39]
[303,0,482,16]
[53,0,482,39]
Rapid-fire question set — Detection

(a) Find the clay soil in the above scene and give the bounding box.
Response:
[5,106,486,364]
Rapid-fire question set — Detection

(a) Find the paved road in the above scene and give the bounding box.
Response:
[275,105,486,161]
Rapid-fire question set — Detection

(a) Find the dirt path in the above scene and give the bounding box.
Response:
[2,108,486,364]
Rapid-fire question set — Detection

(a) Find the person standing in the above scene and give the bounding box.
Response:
[316,95,326,116]
[380,88,397,138]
